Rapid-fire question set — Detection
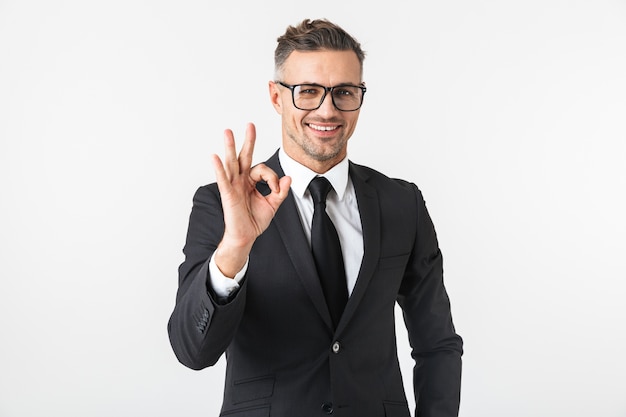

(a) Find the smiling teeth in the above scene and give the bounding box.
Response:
[309,124,337,131]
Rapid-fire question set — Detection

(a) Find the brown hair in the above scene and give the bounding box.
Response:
[274,19,366,78]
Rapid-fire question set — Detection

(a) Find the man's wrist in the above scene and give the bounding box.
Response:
[208,250,248,299]
[213,241,252,278]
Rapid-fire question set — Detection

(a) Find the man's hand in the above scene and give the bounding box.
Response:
[211,123,292,278]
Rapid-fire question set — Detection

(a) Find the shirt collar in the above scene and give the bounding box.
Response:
[278,149,350,201]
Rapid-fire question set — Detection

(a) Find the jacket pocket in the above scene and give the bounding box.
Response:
[377,253,410,271]
[383,401,411,417]
[232,375,275,404]
[221,405,270,417]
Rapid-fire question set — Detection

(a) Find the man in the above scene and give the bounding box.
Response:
[168,18,463,417]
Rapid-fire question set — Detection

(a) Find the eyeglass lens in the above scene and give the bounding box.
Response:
[293,84,363,111]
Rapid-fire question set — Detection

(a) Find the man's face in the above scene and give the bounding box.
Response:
[269,49,363,173]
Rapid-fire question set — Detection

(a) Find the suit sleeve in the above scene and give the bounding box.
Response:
[397,185,463,417]
[167,184,247,370]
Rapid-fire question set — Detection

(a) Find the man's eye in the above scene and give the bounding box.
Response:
[334,88,353,97]
[299,87,321,95]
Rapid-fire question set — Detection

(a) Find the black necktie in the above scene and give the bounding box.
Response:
[308,176,348,328]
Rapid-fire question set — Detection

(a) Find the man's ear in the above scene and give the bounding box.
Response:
[268,81,283,114]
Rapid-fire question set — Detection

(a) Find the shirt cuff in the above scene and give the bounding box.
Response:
[208,250,248,299]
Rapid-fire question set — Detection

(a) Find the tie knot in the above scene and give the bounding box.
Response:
[308,176,333,205]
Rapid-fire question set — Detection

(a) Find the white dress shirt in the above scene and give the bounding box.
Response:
[209,149,364,299]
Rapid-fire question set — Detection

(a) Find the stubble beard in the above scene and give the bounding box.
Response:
[286,128,347,163]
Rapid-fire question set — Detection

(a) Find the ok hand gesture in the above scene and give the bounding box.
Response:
[211,123,292,277]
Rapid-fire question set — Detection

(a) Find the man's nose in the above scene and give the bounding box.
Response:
[315,91,338,115]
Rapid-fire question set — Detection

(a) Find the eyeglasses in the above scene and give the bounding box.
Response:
[276,81,366,112]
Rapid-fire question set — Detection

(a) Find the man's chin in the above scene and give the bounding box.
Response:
[307,148,343,163]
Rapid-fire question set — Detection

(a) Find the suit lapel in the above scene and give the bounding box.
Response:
[260,152,334,330]
[259,153,382,334]
[336,162,381,334]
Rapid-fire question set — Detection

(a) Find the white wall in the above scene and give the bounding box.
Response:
[1,1,625,416]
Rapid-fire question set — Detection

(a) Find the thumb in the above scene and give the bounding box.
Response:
[266,176,292,211]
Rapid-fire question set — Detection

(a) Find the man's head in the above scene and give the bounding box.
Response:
[269,19,366,173]
[273,19,366,80]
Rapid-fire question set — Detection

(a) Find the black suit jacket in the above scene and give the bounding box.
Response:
[168,151,463,417]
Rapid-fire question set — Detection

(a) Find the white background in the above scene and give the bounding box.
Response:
[1,1,625,416]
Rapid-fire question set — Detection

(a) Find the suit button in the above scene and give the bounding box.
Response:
[321,402,333,414]
[332,341,341,353]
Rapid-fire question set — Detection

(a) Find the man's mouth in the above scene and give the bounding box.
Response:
[307,123,340,132]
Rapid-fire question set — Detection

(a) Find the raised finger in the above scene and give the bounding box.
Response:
[237,122,256,174]
[211,153,231,195]
[222,129,239,178]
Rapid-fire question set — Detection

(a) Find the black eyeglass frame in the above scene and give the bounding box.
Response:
[276,81,367,112]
